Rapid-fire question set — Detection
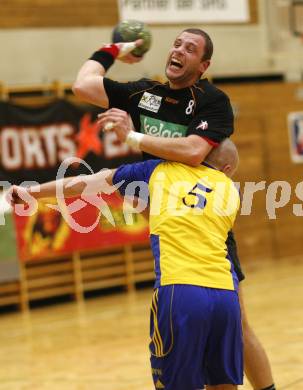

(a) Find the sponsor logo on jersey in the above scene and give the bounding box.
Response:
[138,92,162,113]
[196,120,208,130]
[165,97,179,104]
[140,115,187,138]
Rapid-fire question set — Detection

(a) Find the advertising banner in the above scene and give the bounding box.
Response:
[118,0,250,24]
[0,99,147,263]
[288,111,303,163]
[14,195,149,262]
[0,99,140,185]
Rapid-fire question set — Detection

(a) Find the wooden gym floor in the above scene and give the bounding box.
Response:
[0,257,302,390]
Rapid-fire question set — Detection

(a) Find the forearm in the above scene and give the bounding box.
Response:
[76,60,106,79]
[140,134,213,166]
[98,109,214,166]
[28,176,88,200]
[28,169,117,200]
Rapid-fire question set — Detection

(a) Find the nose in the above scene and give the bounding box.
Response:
[174,45,184,55]
[173,46,184,56]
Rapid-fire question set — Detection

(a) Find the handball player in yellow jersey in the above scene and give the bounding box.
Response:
[8,139,241,389]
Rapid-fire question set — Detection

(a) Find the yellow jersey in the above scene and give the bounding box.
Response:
[113,160,240,290]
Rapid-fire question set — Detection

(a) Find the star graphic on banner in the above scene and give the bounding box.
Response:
[76,113,103,159]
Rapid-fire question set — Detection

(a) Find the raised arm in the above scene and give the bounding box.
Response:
[72,41,143,108]
[73,60,109,108]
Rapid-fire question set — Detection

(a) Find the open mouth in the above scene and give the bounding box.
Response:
[169,58,183,69]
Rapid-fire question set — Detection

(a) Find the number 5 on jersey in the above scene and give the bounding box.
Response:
[182,182,213,209]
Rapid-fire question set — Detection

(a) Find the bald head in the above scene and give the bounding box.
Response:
[205,139,239,177]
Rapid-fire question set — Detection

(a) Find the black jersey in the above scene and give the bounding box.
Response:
[103,77,244,282]
[103,78,234,153]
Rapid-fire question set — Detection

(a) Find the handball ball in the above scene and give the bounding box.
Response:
[112,20,152,57]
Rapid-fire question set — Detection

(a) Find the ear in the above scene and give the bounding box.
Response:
[222,164,232,177]
[199,60,210,74]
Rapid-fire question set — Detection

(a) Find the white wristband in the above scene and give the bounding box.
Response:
[125,131,144,149]
[117,42,137,58]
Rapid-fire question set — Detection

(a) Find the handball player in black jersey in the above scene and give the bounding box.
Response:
[73,28,275,390]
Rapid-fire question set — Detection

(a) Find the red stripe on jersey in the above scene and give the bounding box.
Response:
[203,137,219,147]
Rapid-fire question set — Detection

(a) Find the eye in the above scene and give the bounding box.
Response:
[186,45,196,53]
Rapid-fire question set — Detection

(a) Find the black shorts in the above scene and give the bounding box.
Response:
[226,231,245,282]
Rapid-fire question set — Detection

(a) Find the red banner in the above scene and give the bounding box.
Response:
[14,194,149,262]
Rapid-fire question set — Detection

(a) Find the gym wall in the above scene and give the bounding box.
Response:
[1,0,302,85]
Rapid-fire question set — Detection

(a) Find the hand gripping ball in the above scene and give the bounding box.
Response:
[112,20,152,57]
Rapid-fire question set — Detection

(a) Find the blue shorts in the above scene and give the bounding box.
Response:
[150,285,243,390]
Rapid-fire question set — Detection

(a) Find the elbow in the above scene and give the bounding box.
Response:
[188,156,203,167]
[72,80,87,100]
[186,150,204,167]
[183,136,212,167]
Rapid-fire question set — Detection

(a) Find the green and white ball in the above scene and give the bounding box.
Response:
[112,20,152,57]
